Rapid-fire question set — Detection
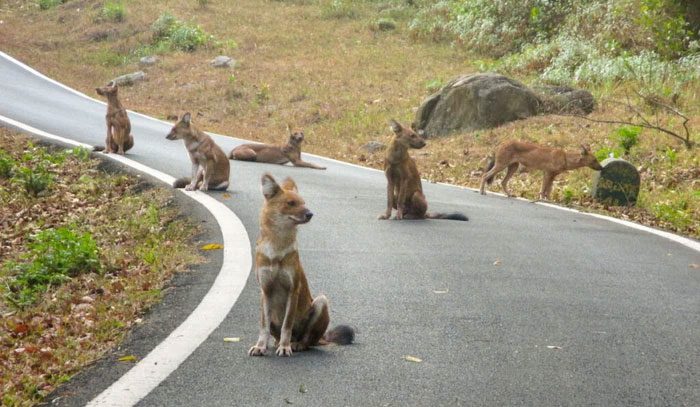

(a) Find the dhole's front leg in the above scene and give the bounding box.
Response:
[248,295,272,356]
[395,179,410,220]
[198,163,210,191]
[378,176,394,220]
[277,291,298,357]
[104,122,114,154]
[540,172,556,200]
[291,159,326,170]
[185,162,200,191]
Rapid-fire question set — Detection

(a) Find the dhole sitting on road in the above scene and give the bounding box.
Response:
[248,173,354,357]
[378,120,468,221]
[166,112,230,191]
[480,140,603,200]
[229,126,326,170]
[95,82,134,155]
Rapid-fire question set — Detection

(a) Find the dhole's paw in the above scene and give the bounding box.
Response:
[248,345,267,356]
[291,342,307,352]
[276,345,293,357]
[185,184,196,191]
[198,185,209,192]
[378,214,390,220]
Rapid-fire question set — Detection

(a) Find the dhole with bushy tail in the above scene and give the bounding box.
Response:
[166,112,230,191]
[230,126,326,170]
[480,140,603,200]
[378,119,468,221]
[94,82,134,155]
[248,173,354,357]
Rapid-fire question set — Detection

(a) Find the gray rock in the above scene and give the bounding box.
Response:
[111,71,146,86]
[210,55,235,68]
[536,86,596,115]
[592,158,640,206]
[361,141,386,153]
[415,73,542,137]
[139,56,158,66]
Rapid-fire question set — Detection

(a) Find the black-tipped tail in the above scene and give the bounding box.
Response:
[428,212,469,221]
[484,155,496,185]
[93,145,105,152]
[323,325,355,345]
[173,177,190,189]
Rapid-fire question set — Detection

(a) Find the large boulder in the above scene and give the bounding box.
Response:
[414,73,542,137]
[536,85,596,115]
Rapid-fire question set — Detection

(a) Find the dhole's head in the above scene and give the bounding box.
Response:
[261,173,313,226]
[286,125,305,146]
[166,112,194,141]
[580,144,603,170]
[390,119,426,149]
[95,81,118,97]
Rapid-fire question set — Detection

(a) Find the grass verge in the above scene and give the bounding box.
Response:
[0,128,201,406]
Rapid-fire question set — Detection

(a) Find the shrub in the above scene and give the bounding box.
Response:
[615,126,641,155]
[0,150,15,178]
[373,18,397,31]
[151,12,212,52]
[3,227,101,307]
[12,165,53,197]
[38,0,63,10]
[101,1,126,22]
[321,0,359,19]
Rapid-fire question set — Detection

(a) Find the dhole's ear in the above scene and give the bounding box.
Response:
[286,124,292,137]
[261,173,281,200]
[181,112,192,126]
[280,177,298,192]
[108,81,115,87]
[389,119,402,134]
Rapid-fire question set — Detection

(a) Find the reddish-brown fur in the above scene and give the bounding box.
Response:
[230,126,326,170]
[248,174,353,357]
[95,82,134,154]
[378,120,467,221]
[480,140,603,200]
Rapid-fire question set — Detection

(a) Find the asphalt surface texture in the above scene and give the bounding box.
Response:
[1,55,699,406]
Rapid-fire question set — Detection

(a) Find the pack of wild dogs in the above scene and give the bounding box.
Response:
[96,81,604,357]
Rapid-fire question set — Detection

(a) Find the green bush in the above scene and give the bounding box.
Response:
[38,0,63,10]
[101,1,126,22]
[12,165,53,197]
[0,150,15,178]
[321,0,359,19]
[615,126,642,155]
[151,12,212,52]
[3,227,101,307]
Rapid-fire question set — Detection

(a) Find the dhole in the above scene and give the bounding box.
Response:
[248,173,354,357]
[480,140,603,200]
[230,126,326,170]
[95,82,134,155]
[378,119,468,221]
[166,112,230,191]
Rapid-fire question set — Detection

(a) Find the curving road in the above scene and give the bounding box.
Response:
[1,53,699,406]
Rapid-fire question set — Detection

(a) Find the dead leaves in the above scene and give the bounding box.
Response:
[402,355,423,363]
[118,355,138,362]
[223,337,240,343]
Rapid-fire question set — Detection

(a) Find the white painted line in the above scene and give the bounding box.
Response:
[0,115,252,406]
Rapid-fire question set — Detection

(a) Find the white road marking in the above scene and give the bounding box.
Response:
[0,115,252,407]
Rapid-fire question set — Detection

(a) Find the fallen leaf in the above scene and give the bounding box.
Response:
[403,355,423,363]
[223,337,240,343]
[433,289,449,294]
[690,263,699,269]
[118,355,138,362]
[546,346,562,350]
[284,398,294,404]
[493,260,502,266]
[201,243,224,251]
[222,193,231,199]
[299,384,307,394]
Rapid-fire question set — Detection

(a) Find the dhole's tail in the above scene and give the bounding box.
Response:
[173,177,190,189]
[321,325,355,346]
[427,212,469,221]
[484,155,496,185]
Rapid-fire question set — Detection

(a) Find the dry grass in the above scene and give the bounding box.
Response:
[0,0,697,237]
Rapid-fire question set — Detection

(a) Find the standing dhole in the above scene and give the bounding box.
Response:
[248,173,354,357]
[95,82,134,155]
[480,140,603,200]
[378,120,468,221]
[230,126,326,170]
[166,112,230,191]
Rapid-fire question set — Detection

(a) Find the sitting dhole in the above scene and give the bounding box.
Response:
[230,126,326,170]
[249,173,354,357]
[166,112,230,191]
[378,120,468,221]
[480,140,603,200]
[95,82,134,155]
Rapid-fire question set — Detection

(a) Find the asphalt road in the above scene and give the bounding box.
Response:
[1,54,699,406]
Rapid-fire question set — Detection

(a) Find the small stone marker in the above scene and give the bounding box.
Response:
[111,71,146,86]
[592,158,640,206]
[210,55,235,68]
[139,56,158,66]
